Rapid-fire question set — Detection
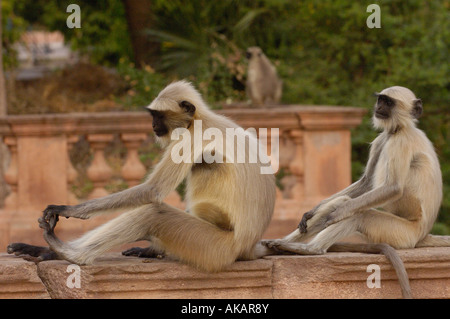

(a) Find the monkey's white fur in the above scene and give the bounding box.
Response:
[372,86,422,133]
[268,86,447,253]
[262,86,448,298]
[40,81,276,271]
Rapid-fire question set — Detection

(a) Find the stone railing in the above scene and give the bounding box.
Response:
[0,105,366,248]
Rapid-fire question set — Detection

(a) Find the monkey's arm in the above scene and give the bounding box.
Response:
[326,183,403,222]
[325,145,412,226]
[299,137,386,233]
[299,176,370,232]
[311,134,385,210]
[319,176,370,205]
[44,142,193,220]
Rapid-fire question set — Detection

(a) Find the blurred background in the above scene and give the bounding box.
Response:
[0,0,448,233]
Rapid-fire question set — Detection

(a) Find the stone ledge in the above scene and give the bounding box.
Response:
[1,247,449,299]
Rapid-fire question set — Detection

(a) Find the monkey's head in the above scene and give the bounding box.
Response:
[145,81,207,147]
[372,86,423,133]
[246,46,263,60]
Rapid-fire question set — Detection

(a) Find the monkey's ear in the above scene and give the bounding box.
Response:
[412,99,423,119]
[179,101,196,115]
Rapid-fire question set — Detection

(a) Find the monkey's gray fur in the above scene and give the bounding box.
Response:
[246,46,282,106]
[263,86,450,299]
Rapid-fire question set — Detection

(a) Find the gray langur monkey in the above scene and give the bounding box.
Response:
[246,46,282,106]
[7,80,276,272]
[262,86,449,299]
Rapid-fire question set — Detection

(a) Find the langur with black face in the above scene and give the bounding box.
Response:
[8,81,276,272]
[246,46,282,106]
[263,86,449,299]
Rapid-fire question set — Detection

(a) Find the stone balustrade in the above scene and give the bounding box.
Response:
[0,105,366,249]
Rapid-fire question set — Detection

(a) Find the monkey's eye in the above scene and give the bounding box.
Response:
[148,109,164,118]
[378,95,395,108]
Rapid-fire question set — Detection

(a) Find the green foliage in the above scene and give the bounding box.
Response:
[147,0,269,105]
[3,0,449,232]
[115,57,167,109]
[1,0,26,68]
[139,0,450,233]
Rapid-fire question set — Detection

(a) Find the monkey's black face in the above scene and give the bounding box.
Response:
[246,49,262,59]
[148,110,169,137]
[375,94,395,120]
[146,101,196,137]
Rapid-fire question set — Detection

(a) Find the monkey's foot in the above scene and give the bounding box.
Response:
[122,247,165,259]
[37,214,81,264]
[38,213,59,234]
[263,240,325,255]
[260,239,296,255]
[7,243,59,262]
[298,210,315,233]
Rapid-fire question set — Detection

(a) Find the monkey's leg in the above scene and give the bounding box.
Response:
[262,196,352,251]
[38,205,157,264]
[308,209,421,251]
[40,203,237,271]
[298,177,370,233]
[270,210,415,299]
[415,234,450,247]
[274,80,282,103]
[272,208,423,254]
[249,87,264,106]
[267,216,359,255]
[355,209,423,249]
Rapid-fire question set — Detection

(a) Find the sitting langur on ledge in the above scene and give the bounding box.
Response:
[8,80,276,272]
[263,86,449,299]
[246,46,282,107]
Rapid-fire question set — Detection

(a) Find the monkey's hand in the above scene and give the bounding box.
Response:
[43,204,71,220]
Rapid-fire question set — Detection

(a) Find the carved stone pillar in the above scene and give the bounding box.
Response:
[120,133,147,187]
[86,134,113,199]
[3,137,18,210]
[288,129,304,201]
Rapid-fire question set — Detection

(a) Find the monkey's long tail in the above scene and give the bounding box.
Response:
[328,242,412,299]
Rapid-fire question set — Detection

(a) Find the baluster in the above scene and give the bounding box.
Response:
[289,129,305,201]
[86,134,113,199]
[120,133,147,187]
[3,137,18,210]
